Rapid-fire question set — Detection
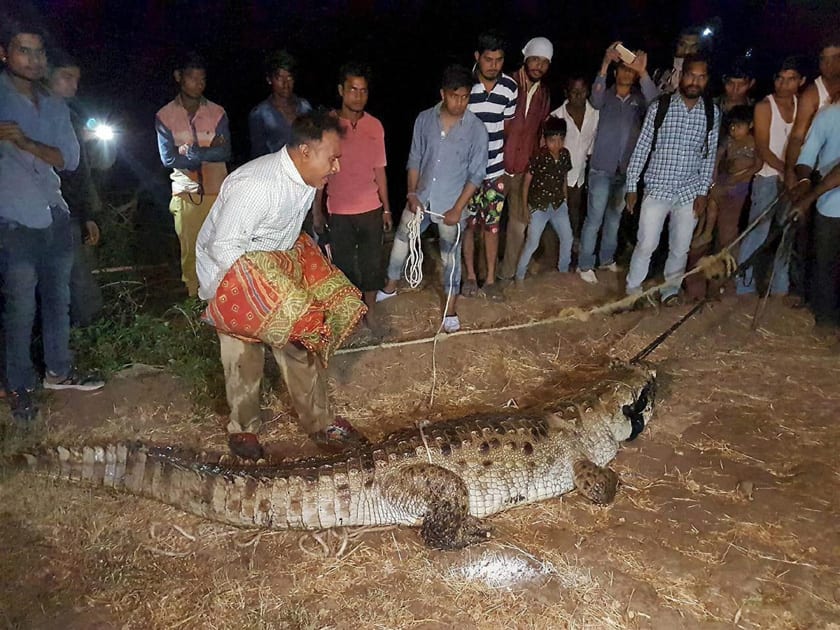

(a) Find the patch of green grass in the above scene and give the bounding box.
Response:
[71,288,224,409]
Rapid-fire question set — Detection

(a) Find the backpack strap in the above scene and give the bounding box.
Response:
[639,93,672,185]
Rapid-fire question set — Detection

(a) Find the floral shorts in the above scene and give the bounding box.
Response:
[467,176,508,233]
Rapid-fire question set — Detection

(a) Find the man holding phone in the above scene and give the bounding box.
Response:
[578,42,659,284]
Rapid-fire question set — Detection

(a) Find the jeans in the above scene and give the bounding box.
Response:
[0,208,74,390]
[579,169,626,271]
[736,175,787,295]
[386,209,464,295]
[626,196,696,299]
[515,203,573,279]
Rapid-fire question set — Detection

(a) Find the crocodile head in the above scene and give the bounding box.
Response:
[611,363,657,443]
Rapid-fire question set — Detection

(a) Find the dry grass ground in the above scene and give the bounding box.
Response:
[1,269,839,629]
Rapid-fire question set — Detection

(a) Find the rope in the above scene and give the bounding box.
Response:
[399,204,462,405]
[405,209,425,289]
[338,192,789,388]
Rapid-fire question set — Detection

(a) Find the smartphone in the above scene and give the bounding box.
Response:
[615,43,637,65]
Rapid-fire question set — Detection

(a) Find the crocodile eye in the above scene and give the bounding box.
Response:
[479,442,490,454]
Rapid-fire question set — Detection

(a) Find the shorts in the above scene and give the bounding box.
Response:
[466,176,508,233]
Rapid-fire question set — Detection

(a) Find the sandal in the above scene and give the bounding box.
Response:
[478,282,506,302]
[662,293,684,307]
[460,278,478,298]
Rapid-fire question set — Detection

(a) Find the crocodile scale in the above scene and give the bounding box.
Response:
[14,363,656,549]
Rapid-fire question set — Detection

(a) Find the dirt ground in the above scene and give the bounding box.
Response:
[1,266,839,629]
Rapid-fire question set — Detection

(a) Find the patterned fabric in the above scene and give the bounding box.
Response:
[626,93,720,205]
[468,74,518,179]
[202,234,366,363]
[196,147,315,300]
[466,177,507,232]
[527,148,572,211]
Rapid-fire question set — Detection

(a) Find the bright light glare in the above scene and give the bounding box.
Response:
[702,27,713,37]
[93,124,115,141]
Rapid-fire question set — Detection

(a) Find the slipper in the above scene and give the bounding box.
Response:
[478,282,505,302]
[662,293,684,307]
[460,278,478,298]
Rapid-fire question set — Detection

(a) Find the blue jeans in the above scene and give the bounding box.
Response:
[736,175,788,295]
[386,209,464,295]
[626,196,697,299]
[579,169,626,271]
[0,208,74,390]
[515,203,573,279]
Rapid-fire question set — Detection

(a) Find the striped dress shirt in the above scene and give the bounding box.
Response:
[196,147,315,299]
[468,73,518,180]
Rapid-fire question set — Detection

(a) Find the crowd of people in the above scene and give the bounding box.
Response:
[2,16,839,459]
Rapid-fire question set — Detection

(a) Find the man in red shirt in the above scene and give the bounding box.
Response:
[314,62,391,329]
[498,37,553,281]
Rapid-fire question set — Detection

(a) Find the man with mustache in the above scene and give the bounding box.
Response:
[196,111,367,459]
[498,37,553,283]
[624,54,720,305]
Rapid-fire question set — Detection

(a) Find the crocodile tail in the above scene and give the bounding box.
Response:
[9,442,365,531]
[10,443,274,529]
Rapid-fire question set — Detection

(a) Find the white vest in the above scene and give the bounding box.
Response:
[757,94,797,178]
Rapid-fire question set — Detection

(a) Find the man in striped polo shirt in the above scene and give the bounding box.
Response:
[462,31,518,302]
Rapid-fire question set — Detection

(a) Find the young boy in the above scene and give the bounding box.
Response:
[515,117,574,281]
[686,105,762,300]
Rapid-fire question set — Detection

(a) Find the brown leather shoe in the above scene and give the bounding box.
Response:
[228,432,265,461]
[310,417,368,452]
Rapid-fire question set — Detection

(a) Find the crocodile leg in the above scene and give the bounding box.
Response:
[382,463,491,550]
[573,460,619,505]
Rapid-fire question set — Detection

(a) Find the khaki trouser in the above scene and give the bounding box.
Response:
[218,332,333,435]
[499,173,529,280]
[170,193,216,296]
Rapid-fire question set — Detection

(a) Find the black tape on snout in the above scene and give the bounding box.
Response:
[623,383,652,442]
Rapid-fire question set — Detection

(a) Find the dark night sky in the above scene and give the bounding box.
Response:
[7,0,840,205]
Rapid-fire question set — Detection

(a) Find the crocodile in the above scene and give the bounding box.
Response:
[12,362,655,549]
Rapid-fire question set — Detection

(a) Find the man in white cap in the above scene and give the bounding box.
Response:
[498,36,553,282]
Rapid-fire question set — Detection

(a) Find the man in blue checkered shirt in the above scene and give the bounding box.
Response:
[624,54,720,303]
